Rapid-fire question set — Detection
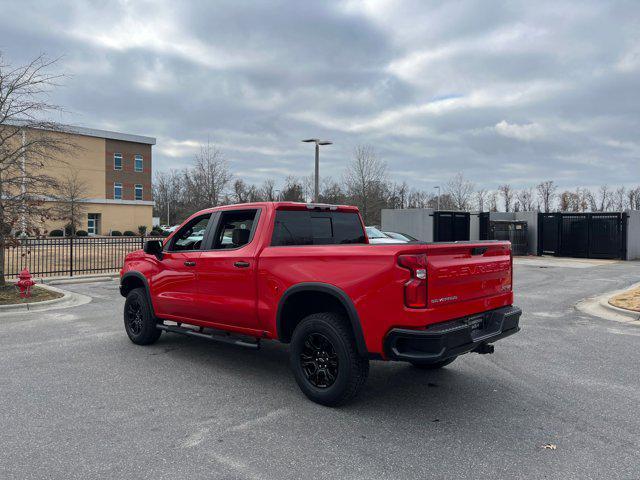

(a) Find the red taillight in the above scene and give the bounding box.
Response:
[398,254,428,308]
[509,246,513,291]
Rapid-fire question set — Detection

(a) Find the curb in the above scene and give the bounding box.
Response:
[0,283,92,315]
[576,282,640,325]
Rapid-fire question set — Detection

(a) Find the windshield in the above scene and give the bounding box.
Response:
[365,227,388,239]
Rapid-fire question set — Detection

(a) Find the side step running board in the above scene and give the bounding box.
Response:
[157,323,260,350]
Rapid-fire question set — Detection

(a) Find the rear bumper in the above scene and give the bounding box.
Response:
[383,305,521,363]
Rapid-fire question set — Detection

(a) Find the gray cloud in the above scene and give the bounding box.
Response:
[1,0,639,190]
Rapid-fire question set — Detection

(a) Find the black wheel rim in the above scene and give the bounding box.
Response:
[300,333,339,388]
[126,299,144,335]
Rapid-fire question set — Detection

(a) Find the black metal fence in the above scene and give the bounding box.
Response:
[433,211,470,242]
[489,221,529,256]
[537,212,627,259]
[3,236,165,278]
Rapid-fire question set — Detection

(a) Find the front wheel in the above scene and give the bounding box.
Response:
[410,356,457,370]
[124,287,161,345]
[290,312,369,407]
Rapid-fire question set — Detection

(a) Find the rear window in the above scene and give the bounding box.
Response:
[271,210,366,246]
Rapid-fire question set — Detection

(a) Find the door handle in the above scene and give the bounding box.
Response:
[234,261,250,268]
[184,260,196,267]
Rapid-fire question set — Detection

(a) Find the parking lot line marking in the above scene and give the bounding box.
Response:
[180,427,210,448]
[227,407,289,432]
[209,453,264,480]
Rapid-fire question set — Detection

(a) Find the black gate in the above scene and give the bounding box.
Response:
[538,212,626,259]
[489,221,529,256]
[433,211,470,242]
[559,214,589,257]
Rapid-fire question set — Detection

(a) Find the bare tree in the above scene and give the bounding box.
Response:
[560,189,588,212]
[185,140,232,211]
[475,188,487,212]
[536,180,556,213]
[0,53,72,285]
[516,187,536,211]
[319,177,347,205]
[260,178,278,201]
[54,172,89,235]
[498,184,514,212]
[280,176,305,202]
[344,145,387,224]
[407,189,432,209]
[587,185,613,212]
[152,169,184,225]
[386,182,409,210]
[446,173,475,211]
[612,186,626,211]
[628,186,640,210]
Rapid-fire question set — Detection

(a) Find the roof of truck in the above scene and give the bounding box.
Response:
[203,202,360,213]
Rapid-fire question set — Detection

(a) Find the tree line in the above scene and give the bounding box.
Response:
[153,142,640,226]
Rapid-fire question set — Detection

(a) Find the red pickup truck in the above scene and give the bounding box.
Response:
[120,202,521,406]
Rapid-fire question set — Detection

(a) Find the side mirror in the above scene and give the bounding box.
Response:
[143,239,163,259]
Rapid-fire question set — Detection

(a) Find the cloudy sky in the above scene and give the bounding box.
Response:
[1,0,639,191]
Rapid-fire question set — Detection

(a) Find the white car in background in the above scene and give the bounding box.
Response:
[365,226,406,244]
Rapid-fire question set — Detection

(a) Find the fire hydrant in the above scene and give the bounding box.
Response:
[16,268,35,298]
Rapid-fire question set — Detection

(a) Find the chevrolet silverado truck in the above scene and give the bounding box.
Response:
[120,202,521,406]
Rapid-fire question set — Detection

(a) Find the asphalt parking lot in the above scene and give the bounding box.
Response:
[2,259,640,479]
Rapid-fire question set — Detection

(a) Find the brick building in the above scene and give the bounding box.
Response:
[36,124,156,234]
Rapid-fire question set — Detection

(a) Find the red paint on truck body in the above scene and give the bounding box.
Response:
[121,202,514,357]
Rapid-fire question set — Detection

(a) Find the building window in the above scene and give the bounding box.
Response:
[114,153,122,170]
[135,184,143,200]
[134,154,143,172]
[114,182,122,200]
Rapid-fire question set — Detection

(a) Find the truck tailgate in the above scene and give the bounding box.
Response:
[425,242,512,308]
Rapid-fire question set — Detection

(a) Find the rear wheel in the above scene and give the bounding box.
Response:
[410,356,457,370]
[124,287,161,345]
[290,312,369,407]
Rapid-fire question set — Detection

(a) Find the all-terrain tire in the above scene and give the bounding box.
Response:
[410,356,457,370]
[124,287,161,345]
[290,312,369,407]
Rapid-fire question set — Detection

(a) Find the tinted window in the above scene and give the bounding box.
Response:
[272,210,365,246]
[170,214,211,251]
[213,210,258,249]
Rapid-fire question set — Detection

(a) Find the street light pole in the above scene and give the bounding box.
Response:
[434,186,441,211]
[314,142,320,204]
[302,138,332,203]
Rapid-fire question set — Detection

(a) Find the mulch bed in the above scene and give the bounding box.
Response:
[0,284,63,305]
[609,286,640,312]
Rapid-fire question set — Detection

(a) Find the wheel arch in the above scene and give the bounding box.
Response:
[276,282,368,357]
[120,271,156,317]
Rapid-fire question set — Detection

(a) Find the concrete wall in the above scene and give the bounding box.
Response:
[625,210,640,260]
[489,212,516,221]
[381,209,434,242]
[470,214,480,240]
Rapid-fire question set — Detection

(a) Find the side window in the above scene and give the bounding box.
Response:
[134,154,143,172]
[271,211,312,246]
[114,153,122,170]
[271,210,365,246]
[212,209,258,249]
[169,214,211,252]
